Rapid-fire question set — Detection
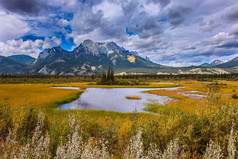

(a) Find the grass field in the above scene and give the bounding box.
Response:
[125,96,142,100]
[0,80,238,158]
[146,80,238,114]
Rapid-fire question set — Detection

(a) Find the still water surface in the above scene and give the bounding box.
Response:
[57,87,178,113]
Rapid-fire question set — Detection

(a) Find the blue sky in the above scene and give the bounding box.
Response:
[0,0,238,66]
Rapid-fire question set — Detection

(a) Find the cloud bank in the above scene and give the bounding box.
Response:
[0,0,238,66]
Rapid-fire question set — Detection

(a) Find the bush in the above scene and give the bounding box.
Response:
[232,94,238,99]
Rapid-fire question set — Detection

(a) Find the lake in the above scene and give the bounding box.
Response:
[57,87,178,113]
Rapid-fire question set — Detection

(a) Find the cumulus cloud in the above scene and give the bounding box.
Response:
[0,0,48,16]
[230,23,238,35]
[0,36,61,57]
[92,1,123,19]
[1,0,238,67]
[47,0,81,12]
[0,11,30,41]
[66,0,238,66]
[0,39,43,57]
[56,19,70,28]
[141,0,162,16]
[225,4,238,22]
[70,0,165,44]
[42,36,62,49]
[71,9,103,34]
[199,20,220,33]
[168,6,192,26]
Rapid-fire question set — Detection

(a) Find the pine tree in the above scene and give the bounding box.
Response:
[111,68,114,82]
[101,71,106,84]
[106,67,111,82]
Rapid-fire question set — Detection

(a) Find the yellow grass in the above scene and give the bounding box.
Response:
[0,80,237,115]
[167,98,208,115]
[125,96,141,100]
[147,80,238,114]
[149,90,188,100]
[0,80,237,158]
[0,84,83,107]
[0,82,179,109]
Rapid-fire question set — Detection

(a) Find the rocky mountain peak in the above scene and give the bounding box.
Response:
[82,39,97,47]
[76,40,124,56]
[34,46,67,64]
[211,60,223,65]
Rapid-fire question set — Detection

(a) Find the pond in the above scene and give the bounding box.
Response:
[56,87,178,113]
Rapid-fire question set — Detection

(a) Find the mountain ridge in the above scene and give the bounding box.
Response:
[23,39,162,75]
[199,60,224,67]
[0,40,238,75]
[0,56,26,73]
[8,55,35,65]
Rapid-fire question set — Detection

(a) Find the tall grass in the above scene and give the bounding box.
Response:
[1,111,237,158]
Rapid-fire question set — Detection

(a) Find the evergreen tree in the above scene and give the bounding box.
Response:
[111,68,114,82]
[101,71,106,83]
[107,67,111,82]
[100,67,115,84]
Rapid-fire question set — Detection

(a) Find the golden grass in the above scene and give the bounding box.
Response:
[125,96,141,100]
[0,82,179,109]
[148,90,188,100]
[146,80,238,114]
[0,80,237,115]
[167,98,208,115]
[0,80,237,158]
[0,84,83,107]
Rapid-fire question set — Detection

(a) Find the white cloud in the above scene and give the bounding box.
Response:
[0,36,61,57]
[42,36,62,49]
[57,19,70,27]
[140,0,161,16]
[1,0,238,67]
[47,0,80,12]
[92,1,123,19]
[230,23,238,35]
[0,39,43,57]
[0,11,30,41]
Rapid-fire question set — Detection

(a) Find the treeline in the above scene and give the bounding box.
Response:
[117,73,238,81]
[0,74,100,79]
[0,73,238,84]
[1,73,238,80]
[0,74,100,84]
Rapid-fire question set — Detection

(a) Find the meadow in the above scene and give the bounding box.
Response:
[0,76,238,158]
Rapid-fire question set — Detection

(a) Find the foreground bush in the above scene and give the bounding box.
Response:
[0,111,237,159]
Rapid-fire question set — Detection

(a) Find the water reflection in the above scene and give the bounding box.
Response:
[58,87,178,113]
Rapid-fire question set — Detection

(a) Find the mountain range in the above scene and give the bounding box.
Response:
[8,55,35,65]
[199,60,224,67]
[0,39,238,75]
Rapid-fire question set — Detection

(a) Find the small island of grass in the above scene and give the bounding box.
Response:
[125,95,142,100]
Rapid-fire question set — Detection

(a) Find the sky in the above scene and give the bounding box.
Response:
[0,0,238,67]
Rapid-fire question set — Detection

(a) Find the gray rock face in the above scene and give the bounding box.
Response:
[24,39,160,75]
[210,60,224,66]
